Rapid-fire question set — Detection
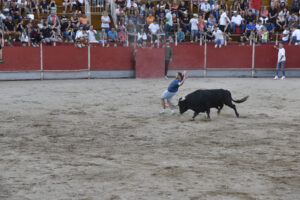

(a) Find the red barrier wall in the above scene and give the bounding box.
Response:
[90,47,134,70]
[43,46,88,70]
[136,48,164,78]
[206,44,252,69]
[1,47,40,71]
[169,45,204,69]
[255,45,300,69]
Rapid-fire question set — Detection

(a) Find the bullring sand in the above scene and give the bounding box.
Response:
[0,78,299,200]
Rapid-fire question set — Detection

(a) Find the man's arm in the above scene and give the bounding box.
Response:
[179,71,187,86]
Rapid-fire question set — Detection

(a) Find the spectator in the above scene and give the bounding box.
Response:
[276,13,286,32]
[213,26,224,48]
[264,20,275,40]
[211,1,220,19]
[41,24,53,45]
[87,25,98,43]
[99,28,108,44]
[178,0,188,18]
[118,26,127,45]
[101,11,111,33]
[165,9,173,40]
[175,28,185,42]
[219,0,228,12]
[4,16,16,46]
[75,26,88,47]
[289,26,300,45]
[79,14,89,30]
[201,0,211,19]
[268,4,278,24]
[65,20,75,42]
[156,5,166,24]
[207,13,217,30]
[231,11,244,33]
[108,27,118,46]
[46,11,60,26]
[279,7,289,19]
[137,13,146,32]
[21,29,29,46]
[39,0,49,14]
[30,26,41,47]
[256,20,264,37]
[171,0,179,15]
[180,11,190,33]
[149,20,161,47]
[291,0,300,13]
[74,0,84,14]
[261,27,268,43]
[190,13,199,42]
[206,27,214,41]
[172,13,179,31]
[260,6,269,24]
[219,9,230,32]
[137,28,147,47]
[241,20,256,44]
[145,0,155,15]
[63,0,73,13]
[281,26,290,43]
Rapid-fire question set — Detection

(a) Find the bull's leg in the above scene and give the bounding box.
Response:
[206,109,211,119]
[192,112,199,120]
[225,102,239,117]
[217,104,224,115]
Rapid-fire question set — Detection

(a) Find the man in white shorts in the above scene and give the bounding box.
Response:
[160,71,187,114]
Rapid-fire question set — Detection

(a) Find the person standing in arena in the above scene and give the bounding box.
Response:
[164,41,173,78]
[274,42,286,80]
[160,71,187,114]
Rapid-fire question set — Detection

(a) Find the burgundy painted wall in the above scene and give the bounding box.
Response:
[1,47,40,71]
[90,47,134,70]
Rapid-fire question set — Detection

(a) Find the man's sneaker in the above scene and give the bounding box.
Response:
[274,76,279,80]
[214,44,218,48]
[219,44,222,48]
[159,110,166,114]
[164,76,168,79]
[171,110,175,115]
[281,76,286,80]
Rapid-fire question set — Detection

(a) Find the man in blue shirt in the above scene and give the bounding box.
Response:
[108,28,118,46]
[264,20,275,40]
[175,28,185,42]
[160,71,187,114]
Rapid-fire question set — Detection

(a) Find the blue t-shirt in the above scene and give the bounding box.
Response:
[108,31,117,39]
[168,79,181,93]
[246,24,255,31]
[264,23,274,32]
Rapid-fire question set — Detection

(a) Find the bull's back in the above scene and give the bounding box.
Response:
[186,89,230,105]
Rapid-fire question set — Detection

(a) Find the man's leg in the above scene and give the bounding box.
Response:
[231,23,236,33]
[161,98,166,109]
[275,62,280,77]
[281,61,285,77]
[167,99,175,114]
[165,59,170,76]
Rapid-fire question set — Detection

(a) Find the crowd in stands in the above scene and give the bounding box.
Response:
[0,0,299,48]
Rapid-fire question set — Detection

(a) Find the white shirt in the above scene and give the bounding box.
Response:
[291,29,300,40]
[87,30,98,42]
[231,15,243,26]
[201,3,211,12]
[75,30,84,39]
[101,16,110,28]
[213,29,223,40]
[190,18,198,30]
[138,32,147,40]
[278,48,286,62]
[220,12,229,26]
[282,29,289,41]
[149,23,160,34]
[256,23,263,33]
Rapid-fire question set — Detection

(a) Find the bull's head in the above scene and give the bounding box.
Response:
[178,97,188,114]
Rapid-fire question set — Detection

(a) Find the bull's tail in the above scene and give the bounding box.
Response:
[232,96,249,103]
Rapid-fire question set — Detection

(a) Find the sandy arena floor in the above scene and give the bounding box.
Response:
[0,78,299,200]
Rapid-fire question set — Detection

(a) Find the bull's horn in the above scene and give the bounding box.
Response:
[180,97,186,101]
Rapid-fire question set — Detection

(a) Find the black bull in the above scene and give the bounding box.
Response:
[178,89,249,119]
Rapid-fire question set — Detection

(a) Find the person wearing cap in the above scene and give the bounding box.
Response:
[190,13,199,42]
[180,11,190,33]
[231,11,244,33]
